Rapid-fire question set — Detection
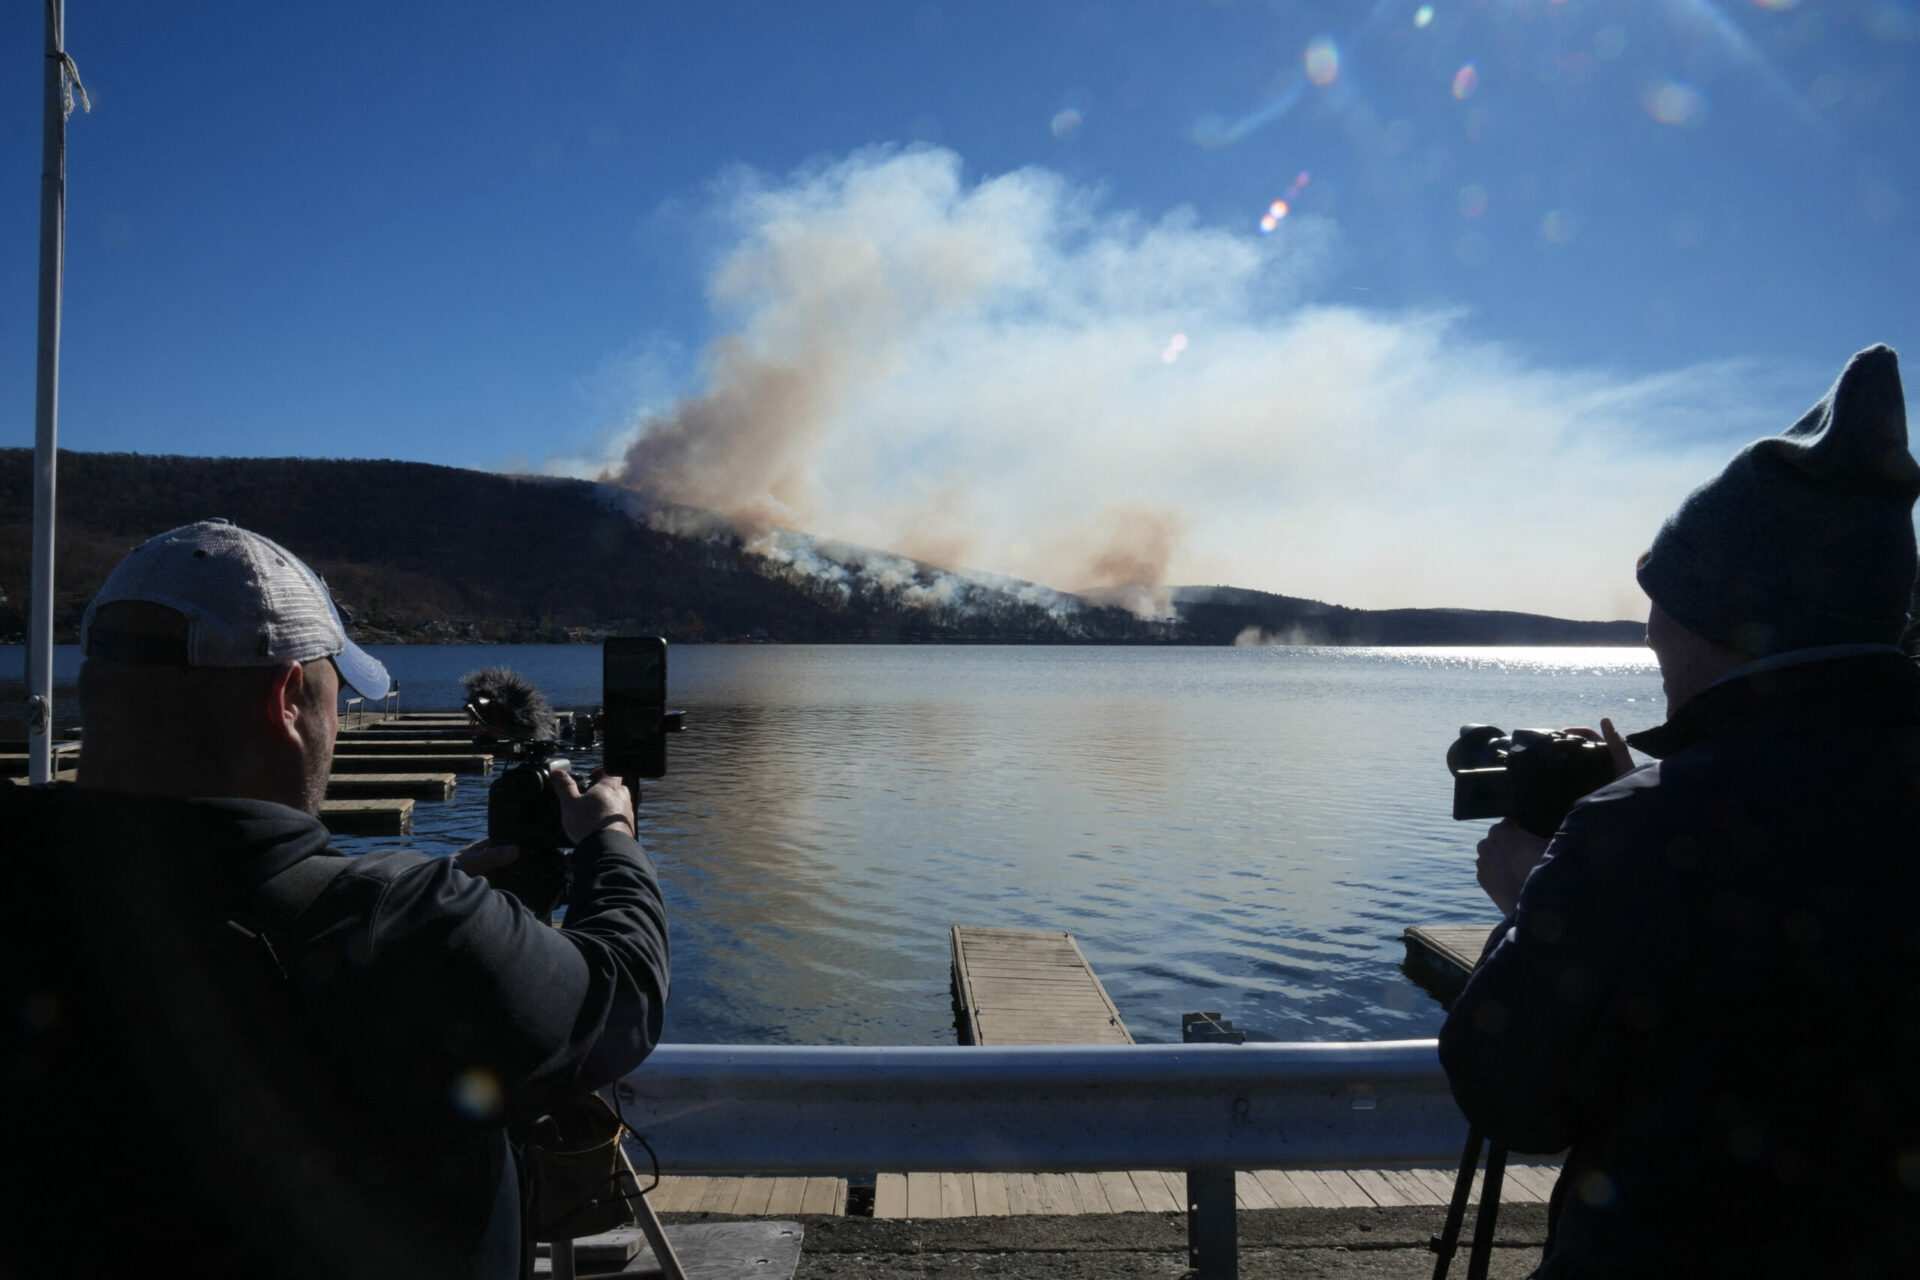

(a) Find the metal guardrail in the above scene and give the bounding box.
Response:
[616,1042,1466,1279]
[615,1041,1462,1173]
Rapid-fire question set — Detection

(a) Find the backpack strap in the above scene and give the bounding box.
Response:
[226,855,355,984]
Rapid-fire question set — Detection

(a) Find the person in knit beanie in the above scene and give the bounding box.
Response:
[1442,345,1920,1279]
[1637,343,1920,659]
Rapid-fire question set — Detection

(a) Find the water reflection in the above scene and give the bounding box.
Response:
[8,643,1661,1046]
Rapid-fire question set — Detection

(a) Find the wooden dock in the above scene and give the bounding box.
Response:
[318,798,414,836]
[335,739,494,756]
[862,922,1561,1220]
[329,753,493,775]
[326,772,457,802]
[949,925,1133,1046]
[1402,923,1499,1005]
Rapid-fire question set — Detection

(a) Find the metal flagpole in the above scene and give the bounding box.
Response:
[28,0,83,786]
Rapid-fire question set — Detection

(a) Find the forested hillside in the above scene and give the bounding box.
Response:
[0,450,1647,645]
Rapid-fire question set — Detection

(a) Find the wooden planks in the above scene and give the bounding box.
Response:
[1403,923,1500,1004]
[646,1176,847,1217]
[325,772,456,801]
[318,798,413,835]
[868,1164,1560,1218]
[950,925,1133,1046]
[334,739,487,755]
[337,727,476,742]
[328,753,494,775]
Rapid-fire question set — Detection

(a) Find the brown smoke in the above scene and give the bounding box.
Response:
[603,338,844,536]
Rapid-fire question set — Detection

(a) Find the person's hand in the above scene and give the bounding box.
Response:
[552,765,635,844]
[1564,716,1634,779]
[451,838,521,879]
[1476,818,1551,916]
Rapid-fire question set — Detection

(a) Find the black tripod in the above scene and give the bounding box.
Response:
[1429,1127,1508,1280]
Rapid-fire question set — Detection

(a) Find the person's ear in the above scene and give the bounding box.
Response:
[266,661,307,749]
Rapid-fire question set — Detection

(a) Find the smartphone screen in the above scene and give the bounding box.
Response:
[603,636,668,778]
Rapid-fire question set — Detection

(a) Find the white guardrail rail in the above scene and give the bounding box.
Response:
[615,1040,1464,1173]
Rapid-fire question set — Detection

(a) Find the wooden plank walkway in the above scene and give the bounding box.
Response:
[318,798,413,835]
[869,1164,1561,1218]
[1403,923,1499,1005]
[949,925,1133,1046]
[644,1176,848,1218]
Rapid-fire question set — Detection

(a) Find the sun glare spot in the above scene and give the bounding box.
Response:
[1414,5,1436,29]
[1305,38,1341,87]
[1643,80,1708,126]
[1161,333,1190,364]
[1451,64,1479,100]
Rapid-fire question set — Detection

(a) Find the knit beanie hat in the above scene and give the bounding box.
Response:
[1636,344,1920,656]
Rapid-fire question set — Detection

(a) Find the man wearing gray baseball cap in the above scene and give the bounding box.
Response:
[1441,347,1920,1276]
[3,520,670,1279]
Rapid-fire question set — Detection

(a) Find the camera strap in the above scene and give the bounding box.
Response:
[1428,1127,1507,1280]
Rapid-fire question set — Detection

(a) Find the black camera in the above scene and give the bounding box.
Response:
[1447,724,1618,839]
[463,639,685,917]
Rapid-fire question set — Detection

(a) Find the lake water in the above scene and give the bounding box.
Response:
[6,643,1661,1046]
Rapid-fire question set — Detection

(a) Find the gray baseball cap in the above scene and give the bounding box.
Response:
[81,518,391,700]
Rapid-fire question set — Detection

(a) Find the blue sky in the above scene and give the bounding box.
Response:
[2,1,1915,616]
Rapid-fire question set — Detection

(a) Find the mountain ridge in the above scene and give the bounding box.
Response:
[0,449,1647,646]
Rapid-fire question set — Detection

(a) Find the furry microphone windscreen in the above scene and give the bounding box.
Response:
[461,667,557,741]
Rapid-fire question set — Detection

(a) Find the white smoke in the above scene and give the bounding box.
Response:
[566,146,1789,622]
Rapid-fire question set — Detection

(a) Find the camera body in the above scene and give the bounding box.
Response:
[463,643,685,918]
[482,741,575,916]
[1447,724,1618,839]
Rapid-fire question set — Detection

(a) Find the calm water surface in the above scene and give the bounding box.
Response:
[7,643,1660,1046]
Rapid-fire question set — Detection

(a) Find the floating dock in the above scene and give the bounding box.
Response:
[1402,923,1498,1005]
[325,772,457,802]
[949,925,1134,1047]
[334,738,494,756]
[318,798,414,836]
[328,753,493,775]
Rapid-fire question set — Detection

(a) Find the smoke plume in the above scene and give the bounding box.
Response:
[573,146,1786,622]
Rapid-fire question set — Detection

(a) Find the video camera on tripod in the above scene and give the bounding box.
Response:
[463,638,685,915]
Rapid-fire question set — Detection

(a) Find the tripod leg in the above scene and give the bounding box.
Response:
[1465,1145,1507,1280]
[1430,1128,1483,1280]
[618,1148,688,1280]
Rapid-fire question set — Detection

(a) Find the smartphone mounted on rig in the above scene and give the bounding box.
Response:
[600,635,686,786]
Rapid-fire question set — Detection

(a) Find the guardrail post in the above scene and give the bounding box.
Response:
[1186,1169,1236,1279]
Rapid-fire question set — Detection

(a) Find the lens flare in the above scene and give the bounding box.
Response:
[1050,108,1083,140]
[1457,183,1489,218]
[1161,333,1190,364]
[1451,64,1479,100]
[1285,171,1312,200]
[1643,80,1707,126]
[1304,37,1340,87]
[1749,0,1798,11]
[1415,5,1435,28]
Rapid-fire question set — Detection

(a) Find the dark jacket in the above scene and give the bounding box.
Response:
[1,786,670,1279]
[1440,653,1920,1277]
